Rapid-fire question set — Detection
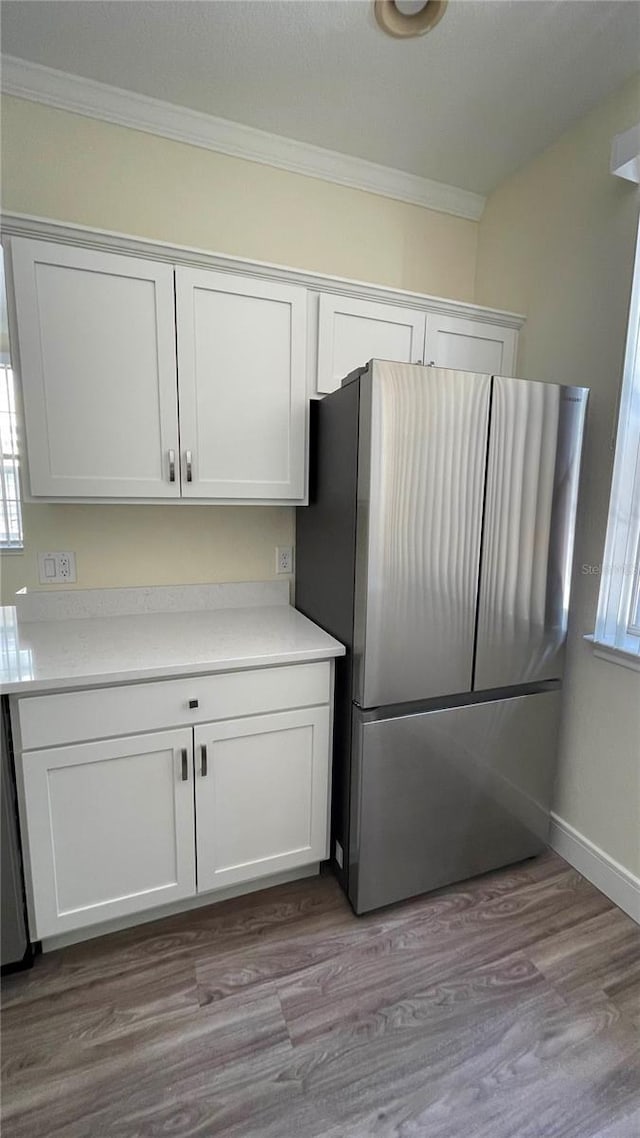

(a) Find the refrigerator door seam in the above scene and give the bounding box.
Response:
[471,374,495,692]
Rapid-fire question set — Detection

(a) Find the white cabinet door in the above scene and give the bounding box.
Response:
[194,707,330,893]
[10,239,180,498]
[176,268,307,500]
[424,313,518,376]
[316,294,426,395]
[19,729,196,937]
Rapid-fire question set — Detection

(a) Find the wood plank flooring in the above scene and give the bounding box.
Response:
[2,851,639,1137]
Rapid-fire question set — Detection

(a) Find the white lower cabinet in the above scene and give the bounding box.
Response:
[194,707,330,892]
[20,729,197,938]
[15,663,333,941]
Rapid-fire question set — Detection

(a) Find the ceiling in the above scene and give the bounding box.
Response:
[1,0,639,196]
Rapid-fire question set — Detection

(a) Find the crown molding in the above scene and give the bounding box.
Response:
[1,54,486,222]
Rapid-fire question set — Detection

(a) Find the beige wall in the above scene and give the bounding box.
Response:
[476,74,640,876]
[2,98,478,298]
[0,95,478,602]
[0,504,294,600]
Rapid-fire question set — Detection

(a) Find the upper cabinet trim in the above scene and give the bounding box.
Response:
[1,212,525,331]
[1,54,485,222]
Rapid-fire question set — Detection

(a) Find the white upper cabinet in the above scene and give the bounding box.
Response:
[424,313,518,376]
[11,239,180,498]
[8,230,522,502]
[176,268,307,500]
[316,294,426,394]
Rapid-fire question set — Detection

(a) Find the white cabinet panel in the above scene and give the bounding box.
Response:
[176,268,307,500]
[11,239,180,498]
[15,660,336,940]
[194,707,330,892]
[8,234,521,504]
[20,729,196,937]
[424,313,518,376]
[316,294,426,394]
[18,662,331,750]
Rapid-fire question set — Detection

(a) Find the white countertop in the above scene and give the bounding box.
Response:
[0,583,345,695]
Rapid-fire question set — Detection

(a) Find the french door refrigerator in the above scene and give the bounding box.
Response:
[296,361,588,914]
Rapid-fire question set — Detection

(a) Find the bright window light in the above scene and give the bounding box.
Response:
[0,249,22,551]
[594,224,640,660]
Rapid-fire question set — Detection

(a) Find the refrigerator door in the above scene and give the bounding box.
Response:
[349,690,561,914]
[475,377,588,690]
[354,362,491,708]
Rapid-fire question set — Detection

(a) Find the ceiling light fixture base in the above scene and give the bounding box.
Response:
[374,0,448,39]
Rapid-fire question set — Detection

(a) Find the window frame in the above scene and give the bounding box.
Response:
[593,222,640,665]
[0,361,23,552]
[0,242,23,552]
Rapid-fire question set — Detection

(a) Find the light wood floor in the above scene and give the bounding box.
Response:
[2,851,639,1138]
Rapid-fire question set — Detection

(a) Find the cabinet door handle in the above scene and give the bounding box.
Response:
[185,451,193,483]
[180,748,189,781]
[200,744,208,778]
[168,449,176,483]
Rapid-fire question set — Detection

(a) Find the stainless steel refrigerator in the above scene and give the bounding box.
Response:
[296,361,588,914]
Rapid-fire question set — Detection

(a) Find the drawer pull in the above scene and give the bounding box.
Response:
[188,699,199,709]
[180,748,189,781]
[200,744,208,778]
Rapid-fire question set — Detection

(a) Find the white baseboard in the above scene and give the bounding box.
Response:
[41,863,320,952]
[549,813,640,924]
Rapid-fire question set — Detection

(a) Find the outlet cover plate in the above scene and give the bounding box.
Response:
[276,545,293,575]
[37,551,77,584]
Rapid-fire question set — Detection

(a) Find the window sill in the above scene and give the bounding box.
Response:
[584,635,640,673]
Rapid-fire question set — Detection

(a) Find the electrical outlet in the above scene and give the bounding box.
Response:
[275,545,293,575]
[37,551,77,584]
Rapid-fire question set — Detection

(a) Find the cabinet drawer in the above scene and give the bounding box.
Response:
[17,662,331,750]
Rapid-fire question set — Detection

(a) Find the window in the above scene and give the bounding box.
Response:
[594,223,640,661]
[0,364,22,548]
[0,249,22,550]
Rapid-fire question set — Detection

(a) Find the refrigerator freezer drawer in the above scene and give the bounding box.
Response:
[349,689,561,914]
